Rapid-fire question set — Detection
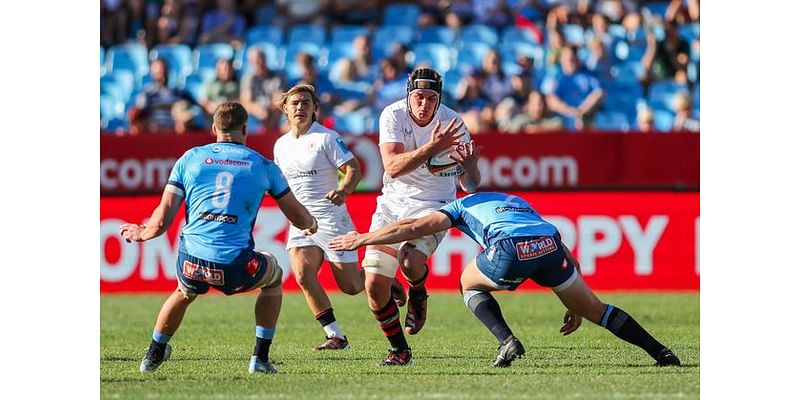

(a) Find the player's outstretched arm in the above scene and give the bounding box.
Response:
[452,141,483,193]
[330,212,453,251]
[275,191,318,235]
[119,189,183,242]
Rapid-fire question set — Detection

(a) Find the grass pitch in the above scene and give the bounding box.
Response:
[101,291,699,399]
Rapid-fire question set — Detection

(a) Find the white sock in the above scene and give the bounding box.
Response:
[323,321,345,339]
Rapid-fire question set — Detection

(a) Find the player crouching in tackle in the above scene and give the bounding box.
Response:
[331,192,682,368]
[119,102,318,374]
[273,84,406,350]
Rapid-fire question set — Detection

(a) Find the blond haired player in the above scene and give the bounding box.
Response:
[365,67,482,365]
[274,84,403,350]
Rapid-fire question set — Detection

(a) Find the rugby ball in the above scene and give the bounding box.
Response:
[426,130,472,177]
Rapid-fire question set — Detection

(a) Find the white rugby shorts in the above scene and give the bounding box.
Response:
[286,209,358,263]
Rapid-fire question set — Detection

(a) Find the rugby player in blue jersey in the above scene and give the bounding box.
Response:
[330,191,681,367]
[119,101,318,374]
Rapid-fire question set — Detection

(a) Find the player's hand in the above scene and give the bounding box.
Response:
[429,118,466,154]
[449,140,482,171]
[301,217,318,236]
[119,223,145,243]
[325,189,347,206]
[560,310,583,336]
[330,231,363,251]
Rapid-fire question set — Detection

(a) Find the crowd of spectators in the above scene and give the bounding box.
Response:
[101,0,700,135]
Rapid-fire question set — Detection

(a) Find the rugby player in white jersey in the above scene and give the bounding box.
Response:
[274,84,404,350]
[365,67,482,365]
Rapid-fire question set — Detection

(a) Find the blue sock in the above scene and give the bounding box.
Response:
[254,326,275,362]
[150,330,172,352]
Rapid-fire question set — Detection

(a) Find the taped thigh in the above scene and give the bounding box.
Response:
[249,251,284,290]
[362,244,399,278]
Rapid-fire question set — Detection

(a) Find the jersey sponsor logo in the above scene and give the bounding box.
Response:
[198,212,238,224]
[182,261,225,285]
[204,158,252,167]
[515,237,558,261]
[283,166,318,179]
[495,206,535,214]
[335,137,351,154]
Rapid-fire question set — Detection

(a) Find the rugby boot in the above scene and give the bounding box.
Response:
[491,337,525,368]
[314,335,350,350]
[391,278,408,307]
[249,355,278,374]
[404,287,428,335]
[140,343,172,373]
[655,349,681,366]
[380,348,413,366]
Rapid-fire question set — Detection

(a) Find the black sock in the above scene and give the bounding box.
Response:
[466,291,514,345]
[600,305,667,360]
[253,338,272,363]
[148,340,167,356]
[315,308,336,327]
[372,298,409,350]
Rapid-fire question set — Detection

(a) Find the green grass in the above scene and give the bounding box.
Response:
[101,291,699,399]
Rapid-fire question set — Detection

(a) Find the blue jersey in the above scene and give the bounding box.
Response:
[167,142,290,263]
[438,192,558,248]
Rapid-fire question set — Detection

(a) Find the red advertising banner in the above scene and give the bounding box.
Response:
[100,133,699,194]
[100,192,699,292]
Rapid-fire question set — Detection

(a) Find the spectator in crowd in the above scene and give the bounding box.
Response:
[201,58,240,117]
[480,49,513,104]
[666,0,699,25]
[369,58,408,113]
[541,46,605,130]
[509,73,533,106]
[585,38,613,81]
[198,0,246,47]
[240,48,286,131]
[471,0,512,29]
[388,43,412,75]
[545,28,567,68]
[588,13,613,47]
[455,69,492,114]
[129,58,196,135]
[642,21,690,83]
[352,35,378,82]
[500,91,564,134]
[636,107,654,133]
[155,0,201,46]
[291,52,335,116]
[103,0,161,47]
[621,11,647,46]
[672,92,699,132]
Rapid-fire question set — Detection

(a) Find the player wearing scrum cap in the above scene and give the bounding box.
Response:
[364,67,482,366]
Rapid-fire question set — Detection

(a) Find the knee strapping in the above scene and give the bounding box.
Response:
[362,249,398,278]
[464,289,487,310]
[177,285,198,301]
[257,251,284,289]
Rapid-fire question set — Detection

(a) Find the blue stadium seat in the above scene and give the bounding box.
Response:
[150,44,193,83]
[100,47,106,76]
[334,113,368,135]
[383,3,421,27]
[331,25,369,44]
[254,5,278,26]
[443,69,463,99]
[461,24,498,47]
[562,24,585,46]
[455,43,489,73]
[193,43,235,76]
[653,110,675,132]
[594,111,631,131]
[501,27,539,47]
[100,94,126,126]
[691,85,700,109]
[103,70,136,105]
[418,26,456,45]
[500,42,544,69]
[284,42,322,66]
[648,80,689,111]
[373,25,415,47]
[288,24,326,45]
[679,23,700,42]
[411,43,452,72]
[245,26,283,45]
[324,42,356,72]
[183,73,212,103]
[100,78,125,104]
[107,43,149,80]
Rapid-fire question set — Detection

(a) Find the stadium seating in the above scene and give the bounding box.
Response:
[372,25,415,61]
[653,109,675,132]
[183,73,210,103]
[193,43,235,77]
[501,27,540,47]
[461,24,499,47]
[102,70,136,105]
[418,26,457,45]
[642,2,670,19]
[245,26,283,45]
[100,94,126,128]
[334,113,368,135]
[100,47,106,76]
[648,80,689,111]
[443,69,463,99]
[456,42,490,72]
[331,25,369,44]
[594,111,631,132]
[236,42,283,73]
[107,43,149,81]
[150,44,193,83]
[288,24,326,45]
[411,43,453,72]
[562,24,585,46]
[254,5,277,26]
[382,3,420,28]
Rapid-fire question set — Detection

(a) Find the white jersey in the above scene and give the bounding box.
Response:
[273,122,355,215]
[378,99,466,204]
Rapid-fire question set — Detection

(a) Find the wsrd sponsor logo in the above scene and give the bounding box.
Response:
[515,237,558,261]
[182,261,225,285]
[495,206,534,214]
[204,158,251,167]
[198,212,238,224]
